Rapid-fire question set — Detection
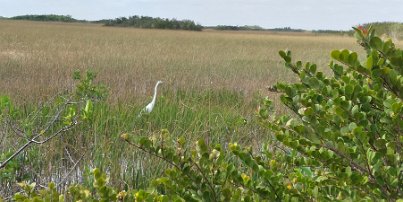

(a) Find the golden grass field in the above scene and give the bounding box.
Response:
[0,20,368,105]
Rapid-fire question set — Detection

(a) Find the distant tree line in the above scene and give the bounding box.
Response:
[213,25,264,31]
[269,27,304,32]
[312,29,354,36]
[104,16,203,31]
[10,15,79,22]
[360,22,403,39]
[212,25,306,32]
[3,15,403,37]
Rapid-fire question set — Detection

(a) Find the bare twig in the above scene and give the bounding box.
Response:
[0,120,78,169]
[7,119,27,139]
[65,148,75,165]
[57,150,87,189]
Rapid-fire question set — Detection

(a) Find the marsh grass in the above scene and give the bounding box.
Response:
[1,88,263,193]
[3,20,400,195]
[0,20,365,105]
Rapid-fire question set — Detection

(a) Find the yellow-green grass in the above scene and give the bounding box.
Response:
[0,20,365,105]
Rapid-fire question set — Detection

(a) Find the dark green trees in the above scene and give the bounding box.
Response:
[104,15,203,31]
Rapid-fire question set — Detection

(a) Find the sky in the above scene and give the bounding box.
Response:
[0,0,402,30]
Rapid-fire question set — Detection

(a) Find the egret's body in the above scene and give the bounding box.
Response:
[139,81,163,116]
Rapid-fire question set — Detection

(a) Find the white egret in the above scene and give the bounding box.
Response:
[138,80,163,117]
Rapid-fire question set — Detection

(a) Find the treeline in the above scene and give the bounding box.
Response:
[212,25,305,32]
[270,27,304,32]
[104,16,203,31]
[312,29,353,35]
[360,22,403,39]
[4,15,403,37]
[213,25,264,31]
[9,14,80,22]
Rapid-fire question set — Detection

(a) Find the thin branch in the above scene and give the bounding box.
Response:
[123,139,183,172]
[7,119,27,139]
[0,120,78,169]
[34,121,78,145]
[190,159,218,201]
[65,148,75,165]
[57,150,87,189]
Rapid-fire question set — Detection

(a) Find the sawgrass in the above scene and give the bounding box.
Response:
[0,20,363,104]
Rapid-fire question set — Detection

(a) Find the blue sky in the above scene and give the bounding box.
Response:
[0,0,402,30]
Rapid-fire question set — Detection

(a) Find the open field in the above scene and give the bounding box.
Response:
[1,20,400,196]
[0,20,364,105]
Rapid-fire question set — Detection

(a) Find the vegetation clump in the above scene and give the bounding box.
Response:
[10,14,79,22]
[104,15,203,31]
[213,25,264,31]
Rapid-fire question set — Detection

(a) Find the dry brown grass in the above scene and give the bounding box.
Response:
[0,20,369,104]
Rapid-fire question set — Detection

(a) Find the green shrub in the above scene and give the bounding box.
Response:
[264,26,402,200]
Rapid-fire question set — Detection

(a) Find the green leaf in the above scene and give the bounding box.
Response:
[366,149,376,165]
[369,37,383,50]
[345,166,352,177]
[279,50,287,59]
[366,55,373,69]
[300,167,313,178]
[331,50,340,60]
[351,105,359,116]
[308,77,320,88]
[348,122,357,131]
[310,64,317,73]
[345,84,354,98]
[340,49,350,62]
[348,52,358,65]
[315,176,328,182]
[332,64,344,77]
[279,50,291,63]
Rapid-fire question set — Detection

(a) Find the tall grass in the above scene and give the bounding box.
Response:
[1,88,264,194]
[0,20,364,105]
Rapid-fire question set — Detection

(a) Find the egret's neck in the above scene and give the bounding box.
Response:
[152,83,160,103]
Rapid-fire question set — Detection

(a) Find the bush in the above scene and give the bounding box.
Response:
[264,26,402,200]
